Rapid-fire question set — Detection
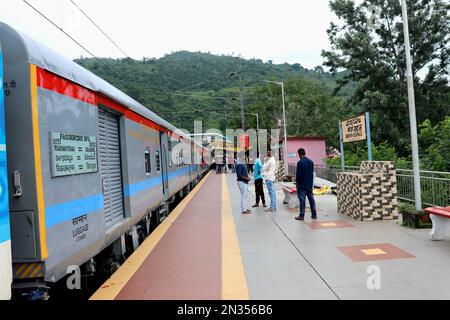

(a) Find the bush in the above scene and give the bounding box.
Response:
[399,202,431,229]
[325,118,450,172]
[325,142,410,168]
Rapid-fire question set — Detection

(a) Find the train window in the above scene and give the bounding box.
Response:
[156,150,161,172]
[145,149,151,174]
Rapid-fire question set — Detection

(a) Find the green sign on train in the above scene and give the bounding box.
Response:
[50,132,98,177]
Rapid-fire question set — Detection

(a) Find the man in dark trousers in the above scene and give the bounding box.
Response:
[235,154,251,214]
[295,148,317,221]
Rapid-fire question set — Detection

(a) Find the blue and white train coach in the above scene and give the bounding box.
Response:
[0,22,209,299]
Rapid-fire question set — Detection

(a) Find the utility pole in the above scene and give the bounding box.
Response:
[256,113,260,158]
[401,0,422,210]
[238,58,245,131]
[281,81,288,175]
[263,80,288,175]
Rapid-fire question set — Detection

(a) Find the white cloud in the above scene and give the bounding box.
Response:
[1,0,338,68]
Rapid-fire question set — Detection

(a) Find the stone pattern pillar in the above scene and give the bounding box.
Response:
[337,161,398,221]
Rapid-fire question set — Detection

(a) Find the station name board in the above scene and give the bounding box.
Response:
[50,132,98,177]
[342,115,367,143]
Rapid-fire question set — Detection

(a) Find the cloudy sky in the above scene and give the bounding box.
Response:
[1,0,339,68]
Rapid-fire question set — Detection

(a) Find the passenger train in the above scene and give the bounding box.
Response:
[0,22,210,299]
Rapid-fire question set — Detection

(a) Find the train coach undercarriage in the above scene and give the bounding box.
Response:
[11,171,208,300]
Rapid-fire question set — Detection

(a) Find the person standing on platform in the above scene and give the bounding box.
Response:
[225,157,229,174]
[295,148,317,221]
[252,156,266,208]
[248,157,254,174]
[263,150,277,212]
[235,154,251,214]
[215,155,223,174]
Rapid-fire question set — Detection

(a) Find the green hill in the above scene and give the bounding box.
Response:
[75,51,352,132]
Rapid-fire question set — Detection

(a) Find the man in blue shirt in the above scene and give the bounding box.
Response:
[235,155,251,214]
[295,148,317,221]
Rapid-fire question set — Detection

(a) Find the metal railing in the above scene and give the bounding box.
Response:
[396,169,450,207]
[288,164,450,208]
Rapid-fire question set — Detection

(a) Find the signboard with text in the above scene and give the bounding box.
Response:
[50,132,98,177]
[339,112,373,170]
[342,114,367,143]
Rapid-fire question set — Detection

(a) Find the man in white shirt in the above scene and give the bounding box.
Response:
[263,150,277,212]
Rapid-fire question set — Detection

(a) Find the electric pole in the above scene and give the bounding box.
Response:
[238,58,245,131]
[401,0,422,210]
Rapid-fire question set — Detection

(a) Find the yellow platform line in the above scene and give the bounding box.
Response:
[221,175,249,300]
[90,171,212,300]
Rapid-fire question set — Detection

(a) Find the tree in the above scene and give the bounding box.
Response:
[76,51,348,133]
[322,0,450,155]
[419,117,450,171]
[251,79,344,147]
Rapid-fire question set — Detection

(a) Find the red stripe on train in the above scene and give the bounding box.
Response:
[35,66,187,137]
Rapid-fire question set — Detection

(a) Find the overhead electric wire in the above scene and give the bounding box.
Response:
[69,0,131,59]
[160,110,241,120]
[23,0,258,108]
[22,0,122,78]
[157,109,237,116]
[167,92,240,101]
[174,72,237,92]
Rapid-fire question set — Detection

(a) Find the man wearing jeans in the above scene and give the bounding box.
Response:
[263,150,277,212]
[295,148,317,221]
[235,156,251,214]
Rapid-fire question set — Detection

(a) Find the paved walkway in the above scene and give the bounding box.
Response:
[231,173,450,299]
[91,172,450,300]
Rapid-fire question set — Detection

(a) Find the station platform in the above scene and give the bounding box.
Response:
[91,171,450,300]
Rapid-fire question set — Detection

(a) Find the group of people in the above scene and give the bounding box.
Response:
[215,156,236,174]
[235,150,277,214]
[235,148,317,221]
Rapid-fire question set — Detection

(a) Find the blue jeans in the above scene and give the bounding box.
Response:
[297,189,317,218]
[265,180,276,210]
[238,181,249,212]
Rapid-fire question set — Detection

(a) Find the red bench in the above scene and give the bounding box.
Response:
[424,206,450,241]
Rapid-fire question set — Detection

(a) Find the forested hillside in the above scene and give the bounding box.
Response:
[76,1,450,174]
[75,51,352,135]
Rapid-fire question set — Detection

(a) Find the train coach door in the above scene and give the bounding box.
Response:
[98,107,125,229]
[159,132,169,200]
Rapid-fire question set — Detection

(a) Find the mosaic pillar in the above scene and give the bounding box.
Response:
[337,161,398,221]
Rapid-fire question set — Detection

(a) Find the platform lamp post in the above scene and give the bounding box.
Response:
[401,0,422,210]
[263,80,288,175]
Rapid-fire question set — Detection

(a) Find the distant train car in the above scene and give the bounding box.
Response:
[0,22,209,298]
[0,41,12,300]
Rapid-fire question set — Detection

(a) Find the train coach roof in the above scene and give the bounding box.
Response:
[0,22,197,144]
